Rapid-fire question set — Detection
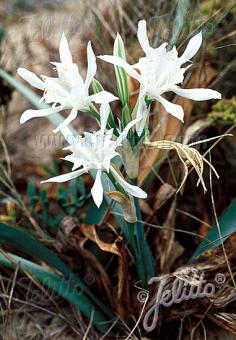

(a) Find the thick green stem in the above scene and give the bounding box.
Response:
[107,170,155,287]
[129,178,155,288]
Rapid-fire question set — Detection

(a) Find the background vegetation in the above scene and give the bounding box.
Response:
[0,0,236,339]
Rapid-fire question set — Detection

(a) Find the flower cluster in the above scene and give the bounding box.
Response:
[99,20,221,135]
[18,34,118,132]
[18,20,222,209]
[42,103,146,207]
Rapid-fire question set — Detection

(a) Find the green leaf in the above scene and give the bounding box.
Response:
[205,3,236,38]
[27,181,38,207]
[0,222,113,319]
[170,0,190,45]
[113,34,129,107]
[85,198,110,225]
[121,104,131,128]
[85,172,111,225]
[121,104,136,146]
[92,78,104,93]
[0,69,77,136]
[0,251,115,334]
[0,25,4,45]
[133,194,155,287]
[189,198,236,262]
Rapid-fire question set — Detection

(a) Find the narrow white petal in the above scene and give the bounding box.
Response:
[52,62,84,87]
[59,32,73,64]
[110,167,147,199]
[137,20,153,55]
[53,108,78,133]
[98,55,141,81]
[85,41,97,90]
[170,86,222,101]
[41,168,87,183]
[182,31,202,60]
[157,96,184,122]
[91,170,104,207]
[134,95,149,136]
[116,115,143,146]
[17,68,44,90]
[88,91,118,104]
[20,107,60,124]
[100,103,110,134]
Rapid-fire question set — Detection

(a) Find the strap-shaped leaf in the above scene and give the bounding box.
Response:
[190,198,236,261]
[113,34,129,107]
[0,251,115,334]
[0,222,113,319]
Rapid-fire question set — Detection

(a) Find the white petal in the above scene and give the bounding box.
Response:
[98,55,141,81]
[157,96,184,122]
[137,20,153,55]
[91,170,104,207]
[41,168,87,183]
[88,91,118,104]
[182,31,202,60]
[59,32,73,64]
[85,41,97,90]
[134,95,149,136]
[17,68,44,90]
[53,108,78,133]
[20,107,61,124]
[116,115,143,146]
[52,62,84,87]
[100,103,110,134]
[170,86,222,101]
[110,167,147,199]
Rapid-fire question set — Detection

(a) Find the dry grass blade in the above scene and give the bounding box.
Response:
[86,1,116,40]
[144,135,231,193]
[209,152,236,288]
[80,224,130,319]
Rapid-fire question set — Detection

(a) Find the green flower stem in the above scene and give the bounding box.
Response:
[129,178,155,288]
[107,171,128,197]
[106,172,144,283]
[127,220,147,287]
[123,221,136,255]
[107,171,155,287]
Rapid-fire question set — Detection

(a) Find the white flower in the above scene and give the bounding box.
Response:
[42,103,147,207]
[99,20,221,135]
[18,33,118,132]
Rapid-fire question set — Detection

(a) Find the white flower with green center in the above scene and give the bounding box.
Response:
[17,33,118,132]
[99,20,221,135]
[42,103,147,207]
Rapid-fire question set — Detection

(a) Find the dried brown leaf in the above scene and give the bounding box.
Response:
[154,183,176,210]
[106,191,137,223]
[80,224,120,256]
[80,224,130,319]
[139,199,154,216]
